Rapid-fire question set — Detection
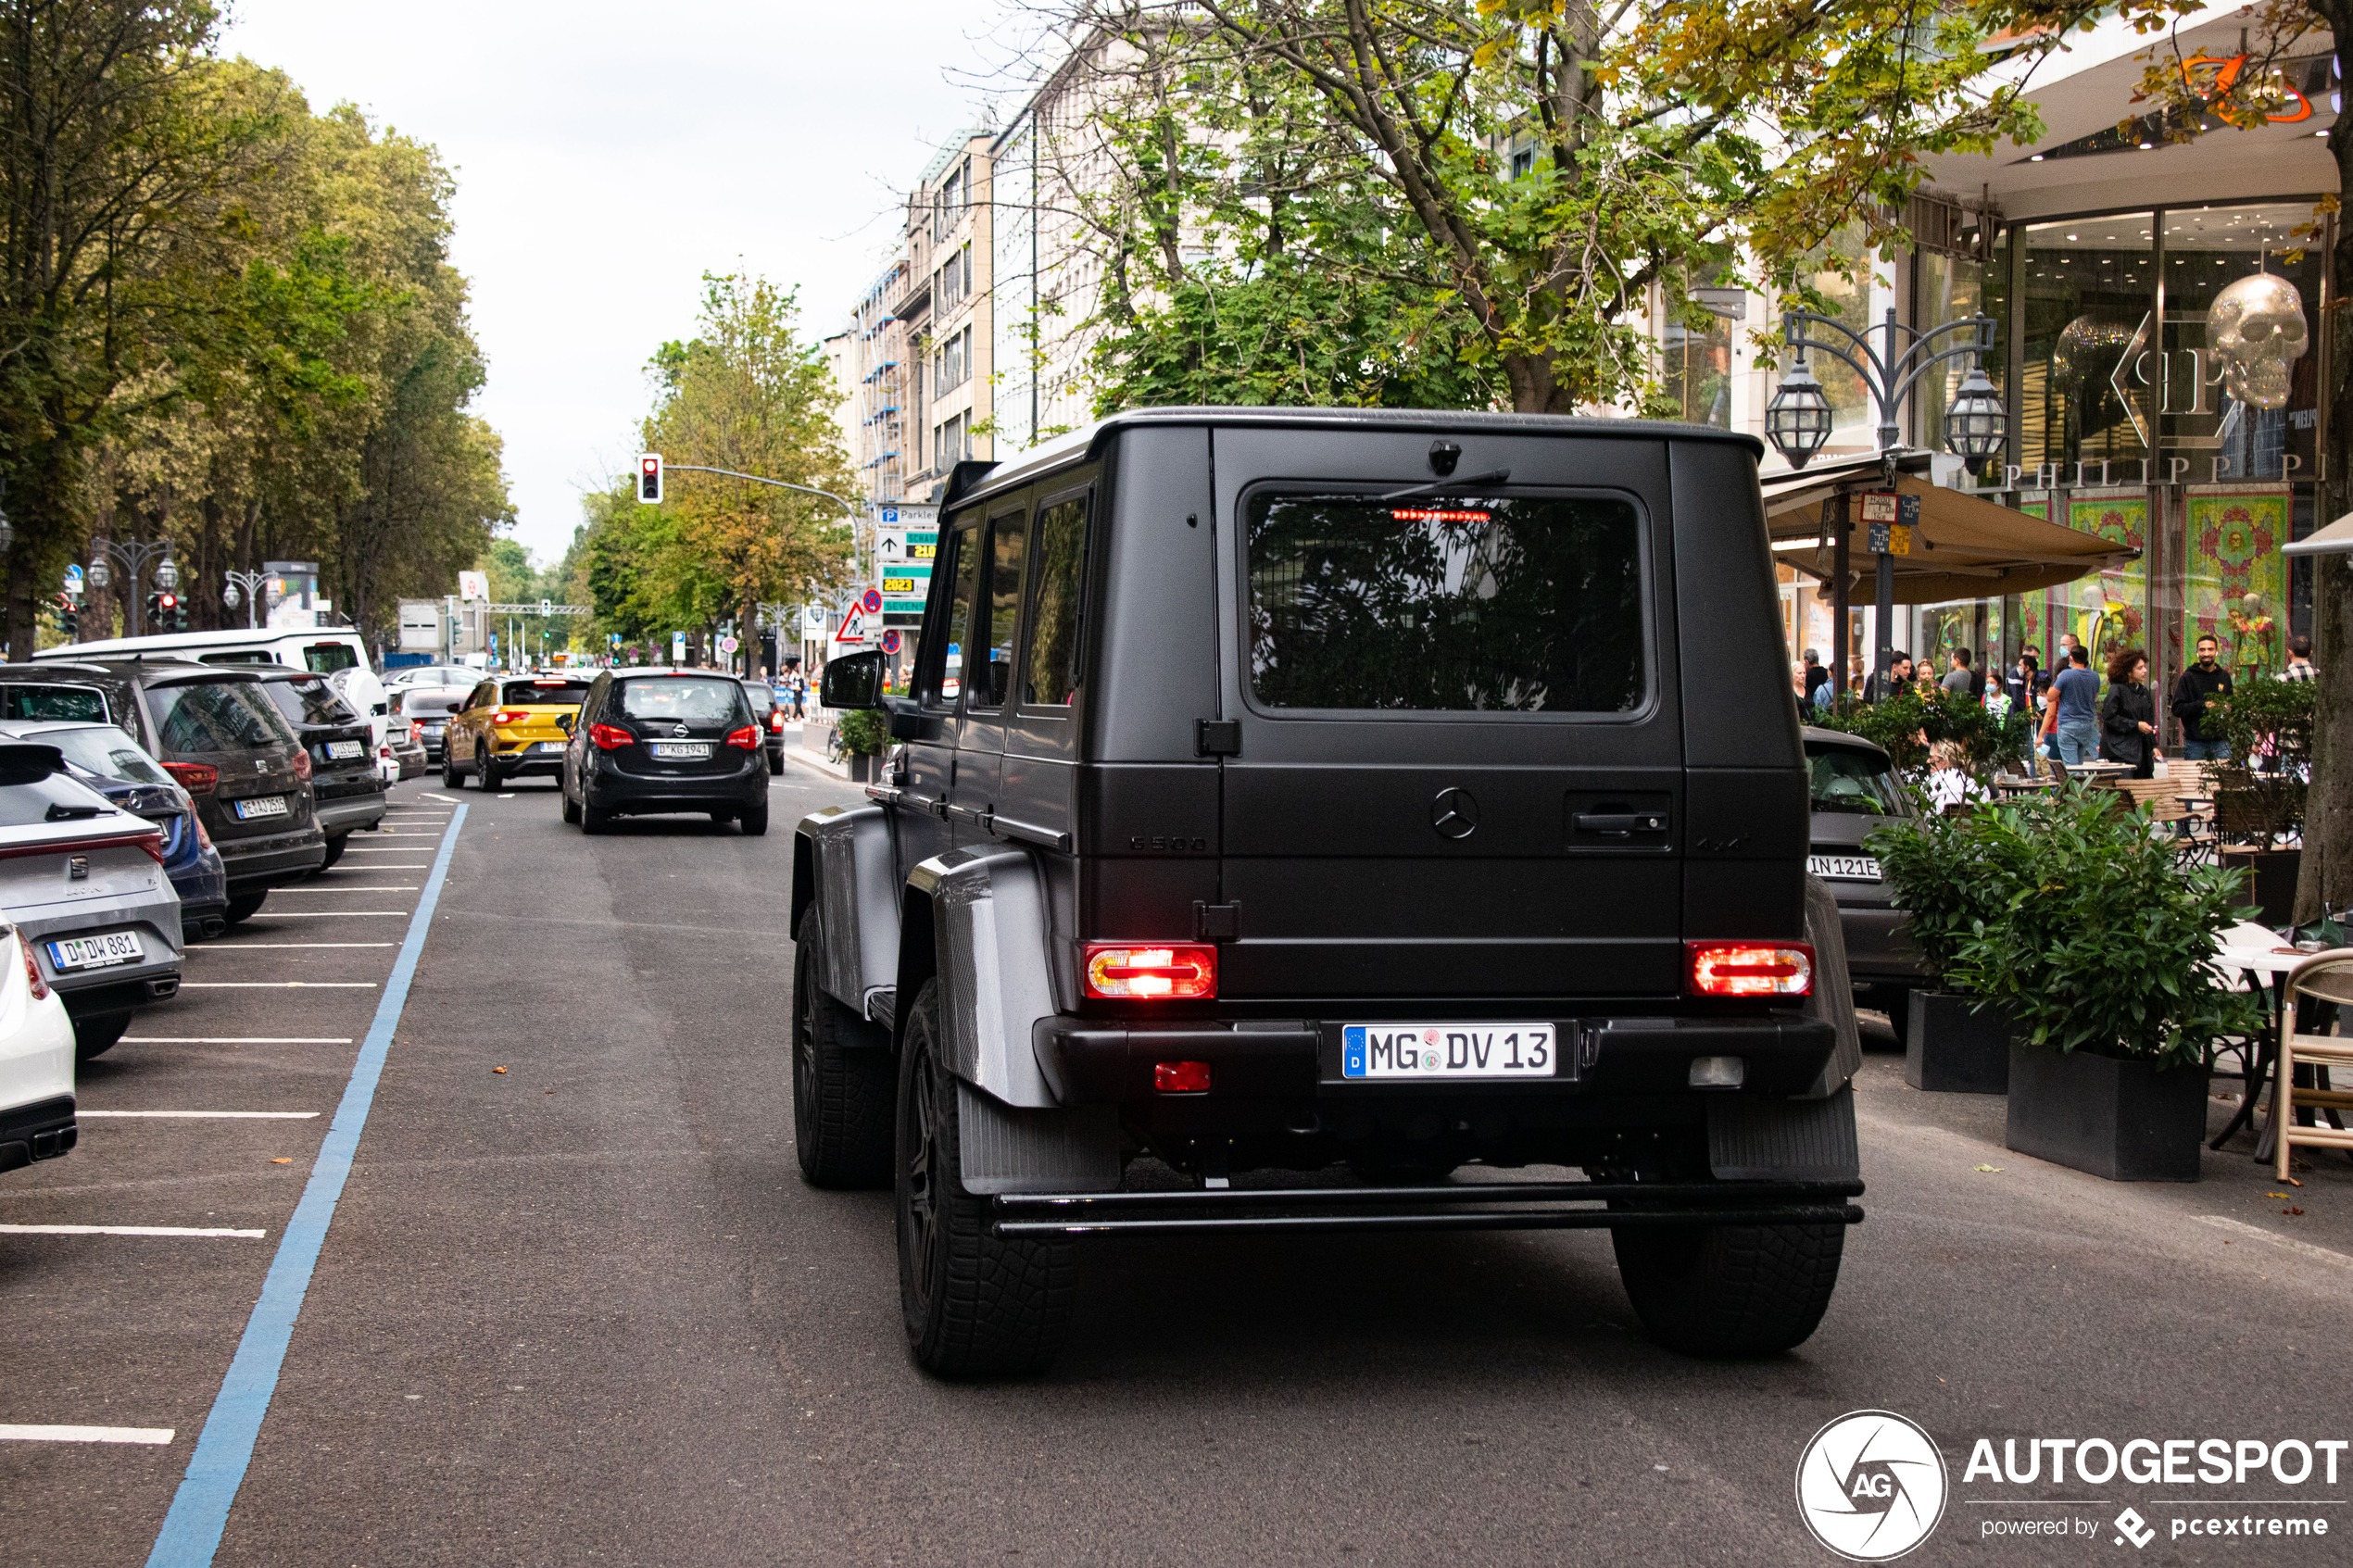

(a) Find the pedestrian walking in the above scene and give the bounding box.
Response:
[2052,644,2101,767]
[2284,633,2317,683]
[2171,633,2235,761]
[2099,647,2159,779]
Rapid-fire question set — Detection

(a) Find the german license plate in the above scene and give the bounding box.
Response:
[327,739,364,759]
[534,740,564,753]
[234,795,291,821]
[1340,1023,1555,1080]
[1807,853,1881,881]
[47,931,145,971]
[650,742,710,759]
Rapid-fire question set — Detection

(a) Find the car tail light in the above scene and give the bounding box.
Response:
[19,933,48,1000]
[768,711,785,731]
[1153,1060,1212,1094]
[1685,942,1814,997]
[292,749,311,782]
[163,761,218,795]
[195,816,213,850]
[724,725,760,750]
[132,831,167,866]
[589,722,633,750]
[1083,943,1217,1000]
[493,709,529,725]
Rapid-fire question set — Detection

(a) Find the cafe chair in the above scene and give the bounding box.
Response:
[2272,949,2353,1178]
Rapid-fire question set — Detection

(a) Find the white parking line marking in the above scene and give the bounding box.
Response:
[269,886,420,893]
[0,1225,264,1238]
[420,793,459,803]
[183,944,396,950]
[121,1036,352,1044]
[0,1425,175,1445]
[233,912,411,917]
[2196,1214,2353,1270]
[319,864,431,869]
[79,1110,321,1120]
[178,982,376,989]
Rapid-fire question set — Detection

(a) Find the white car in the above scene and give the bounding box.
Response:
[0,921,78,1174]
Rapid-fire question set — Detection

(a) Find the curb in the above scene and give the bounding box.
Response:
[785,746,851,782]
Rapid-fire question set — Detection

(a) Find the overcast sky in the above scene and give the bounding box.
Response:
[220,0,1031,568]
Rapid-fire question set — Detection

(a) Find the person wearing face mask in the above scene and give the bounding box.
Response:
[2171,633,2235,762]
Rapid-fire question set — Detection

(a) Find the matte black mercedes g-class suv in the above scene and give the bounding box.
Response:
[797,408,1862,1376]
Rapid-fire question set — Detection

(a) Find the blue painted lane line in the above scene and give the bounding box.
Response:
[145,804,468,1568]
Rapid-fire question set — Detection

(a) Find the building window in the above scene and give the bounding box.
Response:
[938,243,970,316]
[934,326,971,395]
[935,412,966,468]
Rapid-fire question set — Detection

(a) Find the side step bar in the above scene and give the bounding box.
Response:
[992,1179,1864,1237]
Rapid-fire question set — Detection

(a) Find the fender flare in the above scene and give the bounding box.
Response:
[792,805,899,1017]
[900,846,1059,1109]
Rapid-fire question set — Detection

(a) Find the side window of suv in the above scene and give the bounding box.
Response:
[1024,495,1088,708]
[921,521,980,709]
[974,507,1027,709]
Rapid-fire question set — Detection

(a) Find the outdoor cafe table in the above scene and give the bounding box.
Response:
[2208,929,2348,1160]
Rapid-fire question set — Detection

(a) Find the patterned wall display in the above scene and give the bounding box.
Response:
[2183,489,2290,679]
[2064,495,2149,666]
[2013,500,2051,657]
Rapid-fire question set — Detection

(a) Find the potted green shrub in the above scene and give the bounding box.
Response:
[1944,790,2261,1182]
[1867,801,2019,1094]
[2203,675,2313,924]
[835,708,891,784]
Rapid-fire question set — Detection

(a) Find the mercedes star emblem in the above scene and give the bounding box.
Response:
[1430,787,1479,840]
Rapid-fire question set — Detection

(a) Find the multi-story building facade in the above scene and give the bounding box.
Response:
[893,131,996,499]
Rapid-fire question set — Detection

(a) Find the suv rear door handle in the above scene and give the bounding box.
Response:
[1572,811,1668,836]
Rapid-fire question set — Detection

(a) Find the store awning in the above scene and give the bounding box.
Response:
[1760,455,2138,606]
[2284,509,2353,558]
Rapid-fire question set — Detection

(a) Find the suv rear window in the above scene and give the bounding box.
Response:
[502,680,590,707]
[615,678,744,724]
[304,642,359,673]
[1246,491,1643,712]
[150,681,297,755]
[1,684,109,723]
[1807,746,1906,816]
[45,725,171,786]
[261,679,358,728]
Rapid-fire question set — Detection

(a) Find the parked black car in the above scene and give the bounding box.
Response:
[0,661,328,925]
[1803,727,1926,1035]
[798,408,1860,1375]
[253,669,384,870]
[560,671,769,834]
[739,678,787,775]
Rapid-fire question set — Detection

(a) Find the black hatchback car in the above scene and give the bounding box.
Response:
[254,669,384,870]
[797,408,1862,1376]
[1803,726,1926,1033]
[560,671,769,834]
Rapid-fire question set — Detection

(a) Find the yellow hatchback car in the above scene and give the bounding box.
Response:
[441,675,592,789]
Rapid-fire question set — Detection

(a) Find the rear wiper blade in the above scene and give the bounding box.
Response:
[1379,469,1510,503]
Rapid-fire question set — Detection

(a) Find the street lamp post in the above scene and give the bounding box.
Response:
[83,535,180,636]
[221,568,280,631]
[1762,307,2007,698]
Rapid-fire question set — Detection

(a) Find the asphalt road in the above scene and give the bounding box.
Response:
[5,761,2350,1567]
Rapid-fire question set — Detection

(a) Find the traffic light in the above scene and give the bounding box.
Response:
[159,592,186,632]
[145,591,161,630]
[52,596,77,637]
[636,453,662,505]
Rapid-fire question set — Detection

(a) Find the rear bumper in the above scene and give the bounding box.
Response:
[317,792,387,837]
[0,1095,77,1173]
[1835,903,1927,985]
[1036,1011,1837,1104]
[56,969,181,1016]
[585,755,767,814]
[219,826,327,893]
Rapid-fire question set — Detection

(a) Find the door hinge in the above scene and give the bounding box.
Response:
[1195,719,1240,757]
[1193,900,1241,940]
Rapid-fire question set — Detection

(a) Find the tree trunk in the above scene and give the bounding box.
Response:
[742,590,759,679]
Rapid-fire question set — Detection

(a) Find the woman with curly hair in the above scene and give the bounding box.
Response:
[2098,646,2159,778]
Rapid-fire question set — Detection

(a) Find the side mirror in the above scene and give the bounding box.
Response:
[444,701,463,714]
[820,649,887,710]
[555,712,575,734]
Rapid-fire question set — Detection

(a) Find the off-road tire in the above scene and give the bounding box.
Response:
[73,1010,132,1061]
[223,891,268,926]
[791,912,893,1188]
[896,978,1075,1376]
[1612,1218,1845,1358]
[739,800,769,836]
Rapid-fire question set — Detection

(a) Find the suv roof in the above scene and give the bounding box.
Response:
[947,405,1766,510]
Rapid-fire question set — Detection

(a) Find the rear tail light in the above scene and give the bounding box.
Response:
[132,831,167,866]
[1685,942,1813,997]
[1083,943,1217,1000]
[1153,1060,1212,1094]
[724,725,760,750]
[195,816,213,850]
[18,932,48,1000]
[163,761,218,795]
[493,709,529,725]
[589,723,633,751]
[292,749,312,782]
[768,711,785,731]
[0,831,166,867]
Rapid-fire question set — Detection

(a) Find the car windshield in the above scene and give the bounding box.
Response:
[39,725,172,786]
[501,680,590,707]
[1246,490,1644,712]
[150,680,296,755]
[261,679,358,728]
[1807,746,1907,817]
[0,683,110,723]
[617,678,745,724]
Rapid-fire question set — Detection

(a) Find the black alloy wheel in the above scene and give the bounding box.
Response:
[441,745,461,790]
[478,745,501,791]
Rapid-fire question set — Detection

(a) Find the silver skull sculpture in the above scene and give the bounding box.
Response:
[2208,272,2309,410]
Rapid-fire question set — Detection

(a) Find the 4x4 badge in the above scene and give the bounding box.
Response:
[1430,787,1478,840]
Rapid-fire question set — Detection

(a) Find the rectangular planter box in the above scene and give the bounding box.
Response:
[1905,991,2010,1094]
[2005,1045,2209,1183]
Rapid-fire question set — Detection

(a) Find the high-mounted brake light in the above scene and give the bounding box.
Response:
[1391,508,1491,522]
[493,709,529,725]
[1083,943,1217,1000]
[724,725,760,750]
[17,930,48,1000]
[588,722,633,751]
[162,760,218,795]
[1686,942,1814,998]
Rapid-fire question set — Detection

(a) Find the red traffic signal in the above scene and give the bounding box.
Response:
[636,453,663,505]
